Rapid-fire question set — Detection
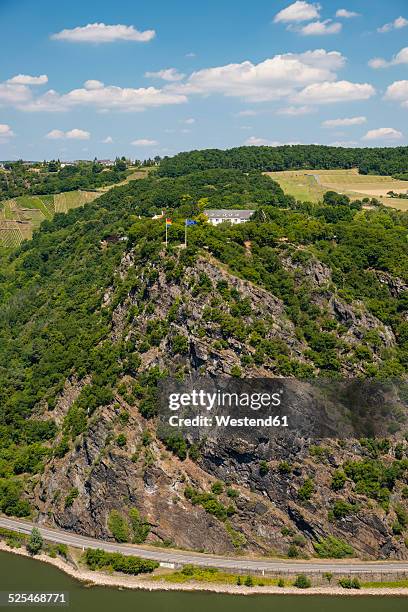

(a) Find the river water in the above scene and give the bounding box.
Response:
[0,551,406,612]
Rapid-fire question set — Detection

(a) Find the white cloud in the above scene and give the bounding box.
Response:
[329,140,358,147]
[66,128,90,140]
[0,83,32,104]
[368,58,388,69]
[145,68,185,82]
[276,105,313,115]
[300,20,342,35]
[385,80,408,107]
[131,138,158,146]
[181,117,195,124]
[51,23,155,43]
[17,83,187,112]
[336,9,360,18]
[245,136,300,146]
[45,129,65,139]
[0,124,14,139]
[245,136,280,146]
[362,127,403,141]
[102,136,113,143]
[185,52,196,58]
[369,47,408,69]
[45,128,90,140]
[295,80,375,104]
[170,49,346,103]
[274,1,321,23]
[377,16,408,33]
[322,116,366,127]
[84,79,104,90]
[7,74,48,85]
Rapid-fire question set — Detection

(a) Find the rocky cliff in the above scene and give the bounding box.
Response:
[32,247,408,560]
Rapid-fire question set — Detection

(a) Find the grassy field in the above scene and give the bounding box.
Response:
[266,168,408,210]
[0,168,150,248]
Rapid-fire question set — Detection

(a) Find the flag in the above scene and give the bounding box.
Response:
[166,218,172,225]
[185,219,197,226]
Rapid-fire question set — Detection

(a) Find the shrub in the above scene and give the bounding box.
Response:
[330,500,357,520]
[293,574,311,589]
[211,481,223,495]
[162,433,187,460]
[331,470,346,491]
[395,503,408,528]
[230,365,242,378]
[298,478,314,501]
[108,510,129,543]
[313,536,354,559]
[84,548,158,575]
[171,334,189,355]
[288,544,299,558]
[392,521,403,535]
[338,577,361,589]
[129,508,150,544]
[226,487,239,499]
[116,434,127,447]
[64,487,79,508]
[278,461,292,475]
[188,444,200,461]
[56,543,68,559]
[244,575,253,587]
[259,461,269,477]
[278,577,285,587]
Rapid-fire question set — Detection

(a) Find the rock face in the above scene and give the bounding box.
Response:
[33,250,408,560]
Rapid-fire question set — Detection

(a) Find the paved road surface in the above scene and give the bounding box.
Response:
[1,516,408,575]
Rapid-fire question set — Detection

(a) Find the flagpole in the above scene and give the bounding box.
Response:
[165,219,168,247]
[184,220,187,248]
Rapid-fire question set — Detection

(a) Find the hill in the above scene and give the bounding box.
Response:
[158,145,408,178]
[0,169,149,247]
[0,165,408,560]
[268,169,408,211]
[0,191,100,247]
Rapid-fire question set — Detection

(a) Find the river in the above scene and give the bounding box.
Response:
[0,551,406,612]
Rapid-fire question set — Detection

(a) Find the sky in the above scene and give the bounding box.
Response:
[0,0,408,160]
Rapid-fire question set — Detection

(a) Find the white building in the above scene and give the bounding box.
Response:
[204,209,255,225]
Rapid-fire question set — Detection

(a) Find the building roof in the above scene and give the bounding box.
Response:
[204,209,255,220]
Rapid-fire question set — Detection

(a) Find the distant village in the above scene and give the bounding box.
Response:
[0,156,162,171]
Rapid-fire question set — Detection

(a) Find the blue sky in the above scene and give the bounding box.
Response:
[0,0,408,160]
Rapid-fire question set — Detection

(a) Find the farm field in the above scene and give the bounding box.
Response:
[266,168,408,210]
[0,190,100,247]
[0,168,150,248]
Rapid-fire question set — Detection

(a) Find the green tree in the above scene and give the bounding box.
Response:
[27,527,43,555]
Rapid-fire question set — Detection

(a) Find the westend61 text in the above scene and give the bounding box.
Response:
[168,414,288,428]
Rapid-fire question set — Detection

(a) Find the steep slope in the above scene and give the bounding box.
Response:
[1,167,408,560]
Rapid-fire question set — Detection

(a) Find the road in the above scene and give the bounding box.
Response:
[2,516,408,575]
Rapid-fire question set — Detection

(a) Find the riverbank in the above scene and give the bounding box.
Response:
[0,541,407,597]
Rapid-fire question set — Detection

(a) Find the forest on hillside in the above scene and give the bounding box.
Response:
[0,159,128,201]
[158,145,408,178]
[1,168,408,498]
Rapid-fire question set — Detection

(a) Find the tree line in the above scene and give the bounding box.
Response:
[157,145,408,178]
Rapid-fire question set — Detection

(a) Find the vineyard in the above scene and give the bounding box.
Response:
[0,191,100,247]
